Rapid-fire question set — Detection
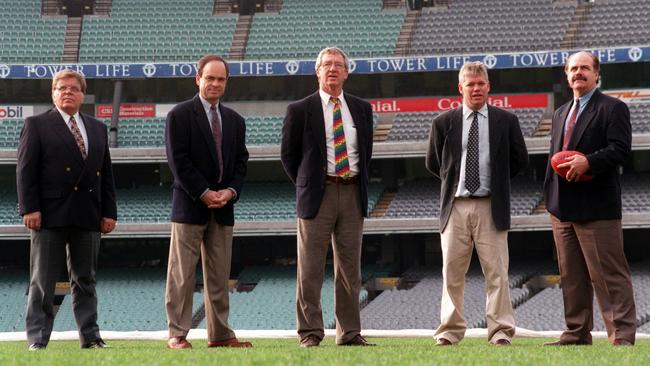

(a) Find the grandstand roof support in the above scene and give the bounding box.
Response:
[110,80,123,148]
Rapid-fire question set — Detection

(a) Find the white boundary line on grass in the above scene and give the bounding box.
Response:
[1,328,649,342]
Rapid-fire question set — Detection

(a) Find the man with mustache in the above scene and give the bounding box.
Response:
[426,61,528,346]
[281,47,374,347]
[543,51,636,346]
[164,55,250,349]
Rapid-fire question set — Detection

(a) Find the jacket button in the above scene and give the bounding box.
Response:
[96,171,100,176]
[74,186,78,191]
[66,167,71,172]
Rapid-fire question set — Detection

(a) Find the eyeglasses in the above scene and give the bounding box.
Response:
[54,86,82,93]
[320,62,346,70]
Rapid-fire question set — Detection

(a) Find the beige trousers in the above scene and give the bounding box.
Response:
[165,215,235,342]
[296,181,364,344]
[435,197,515,344]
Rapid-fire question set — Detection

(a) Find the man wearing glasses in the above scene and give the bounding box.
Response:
[281,47,374,348]
[17,69,117,350]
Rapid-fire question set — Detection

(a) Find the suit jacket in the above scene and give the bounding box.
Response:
[165,94,248,226]
[426,105,528,231]
[281,91,374,219]
[544,89,631,222]
[16,108,117,231]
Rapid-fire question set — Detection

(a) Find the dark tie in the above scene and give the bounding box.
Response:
[331,97,350,178]
[562,99,580,151]
[465,111,480,194]
[209,105,224,183]
[69,115,87,160]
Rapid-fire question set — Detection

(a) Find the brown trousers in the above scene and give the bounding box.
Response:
[551,216,636,344]
[165,215,235,342]
[296,181,364,344]
[435,197,516,344]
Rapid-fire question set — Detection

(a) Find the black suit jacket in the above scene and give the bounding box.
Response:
[17,109,117,231]
[165,94,248,226]
[544,89,631,222]
[281,91,374,219]
[426,106,528,231]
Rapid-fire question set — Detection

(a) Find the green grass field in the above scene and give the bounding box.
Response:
[0,338,648,366]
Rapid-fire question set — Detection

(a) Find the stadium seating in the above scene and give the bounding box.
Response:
[0,0,66,63]
[574,0,650,49]
[0,190,20,225]
[409,0,576,55]
[621,174,650,213]
[629,103,650,134]
[0,119,23,149]
[245,0,404,60]
[79,0,238,62]
[0,272,28,332]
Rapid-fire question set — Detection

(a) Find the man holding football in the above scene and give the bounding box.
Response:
[543,51,636,347]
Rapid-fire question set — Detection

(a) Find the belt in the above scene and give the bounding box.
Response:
[461,195,490,199]
[326,175,358,185]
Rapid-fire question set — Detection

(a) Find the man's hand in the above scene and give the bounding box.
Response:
[23,211,41,231]
[558,153,590,182]
[100,217,117,234]
[201,189,234,209]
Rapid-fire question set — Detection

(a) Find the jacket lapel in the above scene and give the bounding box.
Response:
[193,95,219,166]
[50,109,86,166]
[344,92,366,156]
[79,113,101,168]
[487,106,502,162]
[552,102,571,153]
[219,104,233,169]
[307,92,327,160]
[567,90,600,150]
[449,108,463,175]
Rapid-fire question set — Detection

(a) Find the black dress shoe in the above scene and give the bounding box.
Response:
[340,335,375,346]
[613,339,633,346]
[436,338,453,346]
[82,339,109,349]
[543,339,591,346]
[28,343,46,351]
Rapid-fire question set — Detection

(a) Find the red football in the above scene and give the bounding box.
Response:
[551,150,593,182]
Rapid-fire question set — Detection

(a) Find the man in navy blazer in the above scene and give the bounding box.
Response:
[17,70,117,350]
[426,61,528,346]
[543,51,636,346]
[164,55,250,349]
[281,47,374,347]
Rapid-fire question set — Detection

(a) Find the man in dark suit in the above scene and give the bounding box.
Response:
[281,47,374,348]
[17,70,117,350]
[164,55,250,349]
[426,61,528,346]
[543,51,636,346]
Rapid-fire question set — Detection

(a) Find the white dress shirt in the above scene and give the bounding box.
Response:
[319,89,359,177]
[56,107,88,155]
[455,103,491,197]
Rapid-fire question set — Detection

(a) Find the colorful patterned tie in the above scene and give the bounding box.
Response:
[331,97,350,178]
[69,115,87,160]
[465,111,480,194]
[562,99,580,151]
[209,105,224,183]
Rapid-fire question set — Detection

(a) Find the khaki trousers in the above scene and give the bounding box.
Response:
[551,216,636,344]
[296,181,364,344]
[435,197,515,344]
[165,215,235,342]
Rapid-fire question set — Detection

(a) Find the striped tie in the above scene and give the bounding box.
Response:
[331,97,350,178]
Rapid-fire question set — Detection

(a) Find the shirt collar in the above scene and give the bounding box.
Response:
[199,95,219,111]
[462,103,488,120]
[576,87,597,107]
[319,89,345,106]
[55,107,80,124]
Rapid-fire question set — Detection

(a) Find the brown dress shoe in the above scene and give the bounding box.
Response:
[300,335,321,348]
[436,338,453,346]
[207,338,252,348]
[340,335,375,346]
[543,339,591,346]
[167,337,192,349]
[493,339,511,346]
[613,339,633,346]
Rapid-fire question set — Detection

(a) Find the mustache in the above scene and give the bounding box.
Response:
[572,75,587,81]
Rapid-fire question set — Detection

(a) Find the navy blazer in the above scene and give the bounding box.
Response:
[17,108,117,231]
[281,91,374,219]
[165,94,249,226]
[544,89,631,222]
[426,105,528,231]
